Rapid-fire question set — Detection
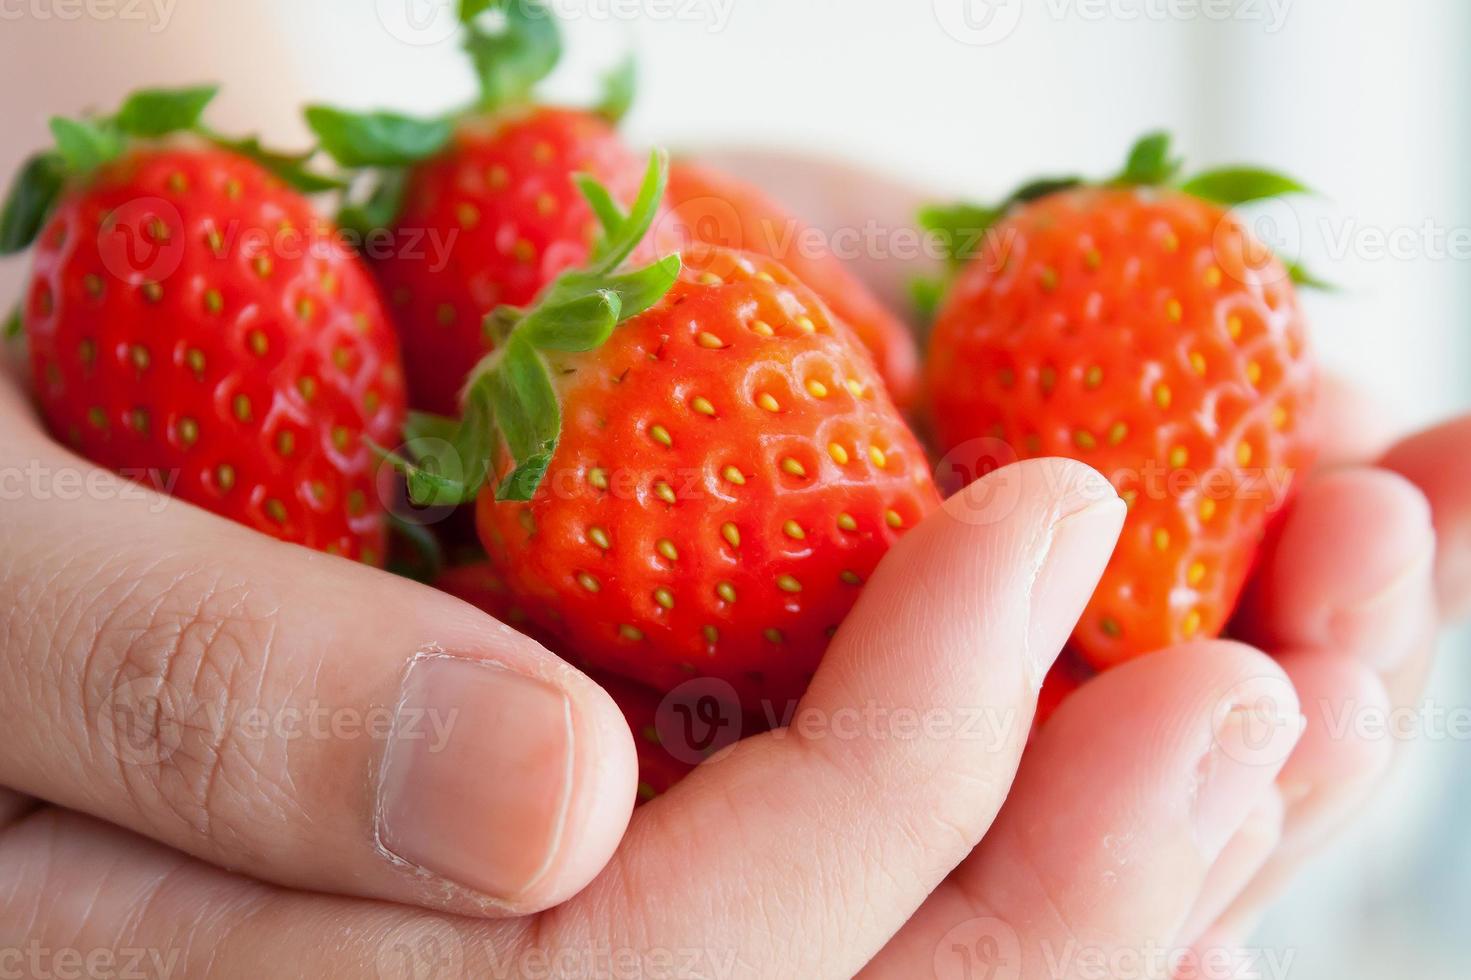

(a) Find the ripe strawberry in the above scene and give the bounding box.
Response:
[396,155,940,708]
[924,134,1319,668]
[2,86,405,563]
[306,1,648,415]
[663,160,920,407]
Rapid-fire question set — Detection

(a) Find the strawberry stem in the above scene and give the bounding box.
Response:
[917,131,1325,300]
[308,0,637,235]
[0,83,338,256]
[384,150,682,507]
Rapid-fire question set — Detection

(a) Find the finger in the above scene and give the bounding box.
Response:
[1272,649,1396,842]
[0,807,533,978]
[1313,373,1400,470]
[866,641,1302,978]
[0,426,637,917]
[1208,623,1435,936]
[1209,468,1438,935]
[547,458,1124,977]
[1,458,1127,979]
[1175,790,1283,946]
[1379,413,1471,620]
[1238,467,1435,671]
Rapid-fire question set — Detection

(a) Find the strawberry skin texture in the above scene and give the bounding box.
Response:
[926,187,1318,668]
[665,160,920,408]
[476,247,940,707]
[375,108,646,414]
[24,146,406,563]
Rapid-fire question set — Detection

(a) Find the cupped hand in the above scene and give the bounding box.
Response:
[1,337,1140,975]
[4,318,1468,976]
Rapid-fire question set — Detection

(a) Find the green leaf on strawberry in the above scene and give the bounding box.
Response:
[309,0,636,237]
[301,107,454,168]
[915,131,1321,314]
[596,55,638,124]
[462,0,562,111]
[114,84,219,137]
[48,117,124,173]
[0,152,66,255]
[1179,167,1311,206]
[1,84,339,256]
[1115,130,1182,186]
[1286,259,1338,291]
[385,150,680,506]
[202,133,346,194]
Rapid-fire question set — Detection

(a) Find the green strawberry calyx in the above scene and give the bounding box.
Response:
[380,149,681,507]
[0,83,341,259]
[913,131,1327,317]
[305,0,635,237]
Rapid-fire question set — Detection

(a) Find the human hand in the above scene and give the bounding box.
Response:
[864,382,1471,978]
[3,340,1160,977]
[3,154,1463,979]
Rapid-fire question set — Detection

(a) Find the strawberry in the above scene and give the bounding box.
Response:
[663,160,920,407]
[394,154,941,708]
[923,134,1319,669]
[1,86,405,563]
[306,0,648,416]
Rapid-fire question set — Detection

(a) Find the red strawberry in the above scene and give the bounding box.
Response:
[369,109,644,415]
[924,135,1319,668]
[396,155,940,708]
[306,2,648,415]
[3,86,405,563]
[663,160,920,408]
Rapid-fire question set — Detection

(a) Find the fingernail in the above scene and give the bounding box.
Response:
[1025,490,1126,687]
[377,654,575,902]
[1193,680,1302,860]
[1329,546,1434,671]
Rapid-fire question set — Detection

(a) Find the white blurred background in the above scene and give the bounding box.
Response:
[2,1,1467,975]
